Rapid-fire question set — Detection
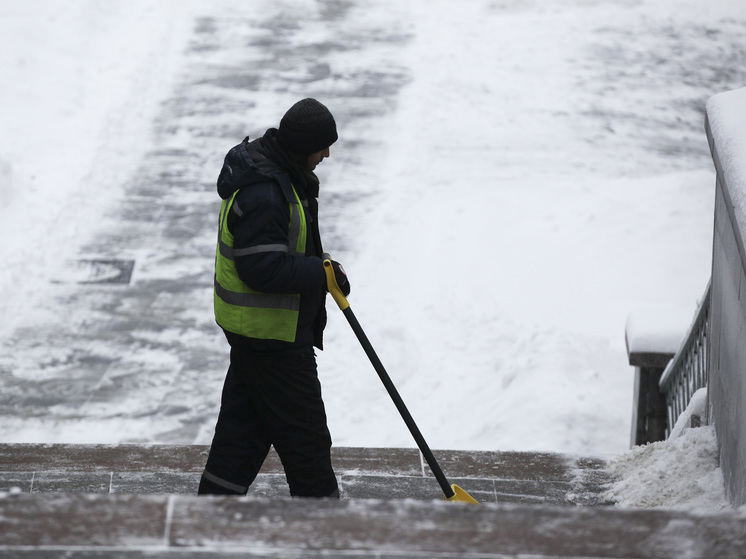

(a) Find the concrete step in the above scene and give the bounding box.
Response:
[1,444,744,558]
[0,443,610,505]
[1,493,745,558]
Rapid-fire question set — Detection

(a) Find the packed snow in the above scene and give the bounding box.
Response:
[606,425,730,511]
[1,0,745,511]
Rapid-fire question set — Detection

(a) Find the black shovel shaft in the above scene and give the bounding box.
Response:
[342,306,455,499]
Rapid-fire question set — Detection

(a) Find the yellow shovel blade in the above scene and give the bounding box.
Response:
[444,484,480,504]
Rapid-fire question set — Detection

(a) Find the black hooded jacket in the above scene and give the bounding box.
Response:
[216,130,327,351]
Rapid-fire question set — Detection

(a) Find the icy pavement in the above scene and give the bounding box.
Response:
[0,6,410,444]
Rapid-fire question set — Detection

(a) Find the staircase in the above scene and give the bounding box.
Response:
[2,444,745,558]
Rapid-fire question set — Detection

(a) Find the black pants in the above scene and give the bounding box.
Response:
[199,345,338,498]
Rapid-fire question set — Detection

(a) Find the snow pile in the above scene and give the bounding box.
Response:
[605,426,730,511]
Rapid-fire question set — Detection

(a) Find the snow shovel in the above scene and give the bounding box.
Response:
[323,254,479,504]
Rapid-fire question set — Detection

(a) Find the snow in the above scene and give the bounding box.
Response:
[606,426,730,511]
[669,388,708,440]
[0,0,196,327]
[625,306,692,355]
[1,0,745,513]
[604,391,729,511]
[706,87,746,241]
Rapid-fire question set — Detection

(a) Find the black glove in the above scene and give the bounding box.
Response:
[331,260,351,297]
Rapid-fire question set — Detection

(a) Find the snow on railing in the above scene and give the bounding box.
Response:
[658,281,711,438]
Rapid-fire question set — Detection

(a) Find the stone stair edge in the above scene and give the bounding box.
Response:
[0,443,607,481]
[1,492,744,559]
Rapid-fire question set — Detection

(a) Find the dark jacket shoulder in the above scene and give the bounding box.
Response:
[217,135,297,205]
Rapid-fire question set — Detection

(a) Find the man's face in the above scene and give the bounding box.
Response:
[306,146,330,171]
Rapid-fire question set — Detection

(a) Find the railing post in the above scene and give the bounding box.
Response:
[625,309,687,447]
[628,353,672,447]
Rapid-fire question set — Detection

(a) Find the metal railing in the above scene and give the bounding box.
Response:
[658,280,711,437]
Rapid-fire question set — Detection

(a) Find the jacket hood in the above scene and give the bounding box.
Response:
[216,133,289,200]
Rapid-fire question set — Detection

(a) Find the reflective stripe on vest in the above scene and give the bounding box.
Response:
[213,185,307,342]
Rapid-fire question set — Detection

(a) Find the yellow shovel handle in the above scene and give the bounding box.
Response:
[321,252,479,505]
[322,253,349,310]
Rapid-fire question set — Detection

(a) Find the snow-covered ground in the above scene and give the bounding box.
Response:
[1,0,744,511]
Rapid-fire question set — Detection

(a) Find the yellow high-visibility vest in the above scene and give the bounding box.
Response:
[213,185,307,342]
